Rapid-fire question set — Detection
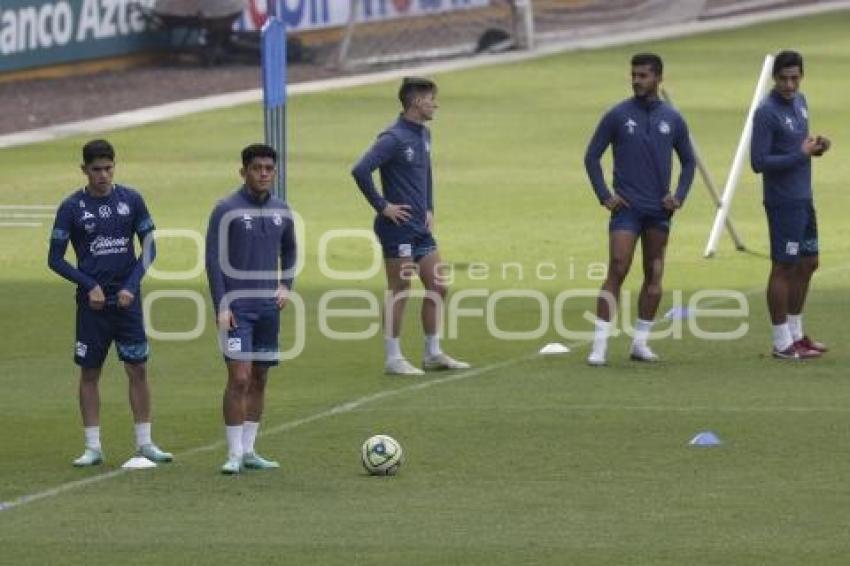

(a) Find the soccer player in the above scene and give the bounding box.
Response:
[751,50,830,359]
[205,144,297,474]
[351,77,470,376]
[48,139,172,466]
[584,53,696,366]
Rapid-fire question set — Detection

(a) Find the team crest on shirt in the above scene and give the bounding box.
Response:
[117,202,130,216]
[272,213,283,226]
[658,120,671,135]
[242,213,253,230]
[404,146,415,162]
[98,205,111,218]
[625,118,637,134]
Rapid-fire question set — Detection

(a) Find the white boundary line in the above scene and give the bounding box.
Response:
[0,1,848,150]
[2,260,850,513]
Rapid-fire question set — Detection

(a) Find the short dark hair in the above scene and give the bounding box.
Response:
[631,53,663,76]
[241,143,278,167]
[82,139,115,165]
[773,50,803,76]
[398,77,437,110]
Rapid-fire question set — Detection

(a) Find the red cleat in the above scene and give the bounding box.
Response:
[793,340,822,359]
[799,335,828,353]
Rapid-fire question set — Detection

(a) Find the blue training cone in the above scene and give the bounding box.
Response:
[688,431,722,446]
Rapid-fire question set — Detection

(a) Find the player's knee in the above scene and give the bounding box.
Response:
[645,283,663,300]
[608,259,631,282]
[227,372,251,393]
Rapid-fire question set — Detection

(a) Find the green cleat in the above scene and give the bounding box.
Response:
[72,448,103,467]
[221,457,242,475]
[242,452,280,470]
[137,443,174,463]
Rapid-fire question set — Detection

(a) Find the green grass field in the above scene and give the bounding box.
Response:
[2,12,850,565]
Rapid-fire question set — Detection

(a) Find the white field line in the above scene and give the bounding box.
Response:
[0,213,54,219]
[0,222,43,228]
[0,1,848,149]
[2,259,849,513]
[0,205,55,210]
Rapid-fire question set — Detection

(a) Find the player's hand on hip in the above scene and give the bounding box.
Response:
[117,289,135,308]
[275,284,289,310]
[382,202,412,225]
[662,194,681,212]
[217,309,237,331]
[603,195,629,212]
[88,285,106,310]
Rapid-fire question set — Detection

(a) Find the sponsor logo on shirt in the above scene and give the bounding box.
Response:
[784,116,795,132]
[79,201,86,208]
[81,211,95,221]
[242,213,253,230]
[117,202,130,216]
[658,120,671,135]
[75,342,88,357]
[398,243,412,258]
[786,241,799,256]
[98,205,112,218]
[404,146,415,162]
[227,338,242,352]
[625,118,637,134]
[89,236,130,256]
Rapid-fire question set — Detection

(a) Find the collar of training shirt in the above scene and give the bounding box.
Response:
[397,114,425,132]
[239,185,271,206]
[630,96,662,111]
[769,89,797,106]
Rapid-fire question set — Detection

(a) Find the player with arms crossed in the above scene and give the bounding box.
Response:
[584,53,696,366]
[751,50,831,359]
[352,77,470,376]
[206,144,297,474]
[48,139,172,466]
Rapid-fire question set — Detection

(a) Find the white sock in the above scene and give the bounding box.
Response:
[591,319,611,356]
[243,421,259,455]
[134,422,152,449]
[84,426,101,451]
[385,337,402,361]
[772,323,793,351]
[425,334,442,357]
[633,319,654,347]
[787,314,803,341]
[225,425,244,460]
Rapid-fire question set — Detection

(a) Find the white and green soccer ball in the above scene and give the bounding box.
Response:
[361,434,403,476]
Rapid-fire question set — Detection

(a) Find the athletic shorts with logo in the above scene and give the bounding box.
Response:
[74,298,149,368]
[609,207,672,234]
[765,200,818,263]
[374,218,437,261]
[222,304,280,366]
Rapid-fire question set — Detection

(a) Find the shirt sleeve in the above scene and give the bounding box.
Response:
[351,133,399,213]
[584,110,617,203]
[750,107,809,173]
[279,212,297,290]
[47,201,99,291]
[121,193,156,295]
[205,202,227,313]
[672,115,697,203]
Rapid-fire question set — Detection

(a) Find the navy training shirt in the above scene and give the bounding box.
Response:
[351,115,433,235]
[750,89,812,205]
[48,184,156,303]
[205,186,297,313]
[584,97,696,212]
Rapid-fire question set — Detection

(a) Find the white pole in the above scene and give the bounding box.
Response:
[704,54,774,258]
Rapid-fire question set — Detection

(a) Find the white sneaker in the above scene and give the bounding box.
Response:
[422,352,471,371]
[630,343,660,362]
[587,350,607,366]
[385,357,425,376]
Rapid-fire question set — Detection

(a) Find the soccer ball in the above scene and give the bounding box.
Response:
[361,434,403,476]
